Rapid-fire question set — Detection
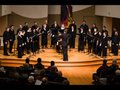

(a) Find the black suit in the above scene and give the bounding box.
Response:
[31,25,38,30]
[41,24,49,48]
[78,29,86,52]
[60,32,68,61]
[80,24,89,46]
[111,30,119,53]
[102,36,108,57]
[17,35,23,58]
[9,29,15,53]
[93,32,98,54]
[50,24,59,47]
[26,31,32,54]
[68,24,77,48]
[3,31,9,55]
[41,28,48,48]
[22,25,29,33]
[112,35,120,55]
[87,33,93,53]
[36,30,40,51]
[31,32,37,53]
[97,35,102,56]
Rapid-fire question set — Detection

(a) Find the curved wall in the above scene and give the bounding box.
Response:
[10,5,48,18]
[2,5,48,18]
[95,5,120,18]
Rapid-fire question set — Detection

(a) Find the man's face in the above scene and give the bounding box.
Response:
[7,28,9,32]
[82,21,86,25]
[26,23,28,26]
[93,24,95,27]
[35,22,37,25]
[11,26,14,30]
[115,32,118,36]
[72,21,75,24]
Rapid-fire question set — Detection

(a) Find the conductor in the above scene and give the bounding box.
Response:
[59,30,68,61]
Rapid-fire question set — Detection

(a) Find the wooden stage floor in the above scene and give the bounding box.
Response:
[0,48,120,85]
[0,48,119,62]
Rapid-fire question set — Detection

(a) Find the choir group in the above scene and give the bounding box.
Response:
[3,20,120,60]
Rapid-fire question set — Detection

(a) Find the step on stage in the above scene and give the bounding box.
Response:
[0,48,120,67]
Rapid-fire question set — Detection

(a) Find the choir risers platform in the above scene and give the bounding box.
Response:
[1,58,120,68]
[0,49,120,67]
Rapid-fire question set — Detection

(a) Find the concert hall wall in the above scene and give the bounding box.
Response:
[0,5,104,36]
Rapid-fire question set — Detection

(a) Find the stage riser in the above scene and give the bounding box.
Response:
[0,64,111,67]
[1,60,120,67]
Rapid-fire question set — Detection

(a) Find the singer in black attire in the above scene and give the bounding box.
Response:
[17,31,23,58]
[3,27,10,56]
[60,31,68,61]
[9,25,15,53]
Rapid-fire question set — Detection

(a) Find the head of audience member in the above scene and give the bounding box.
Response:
[34,69,45,77]
[0,67,6,74]
[28,75,35,84]
[26,57,30,64]
[34,69,41,75]
[20,73,28,80]
[41,77,48,85]
[35,74,42,80]
[37,58,41,63]
[8,67,18,78]
[0,61,6,73]
[115,69,120,76]
[102,59,107,66]
[14,72,20,79]
[49,61,58,72]
[50,61,55,66]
